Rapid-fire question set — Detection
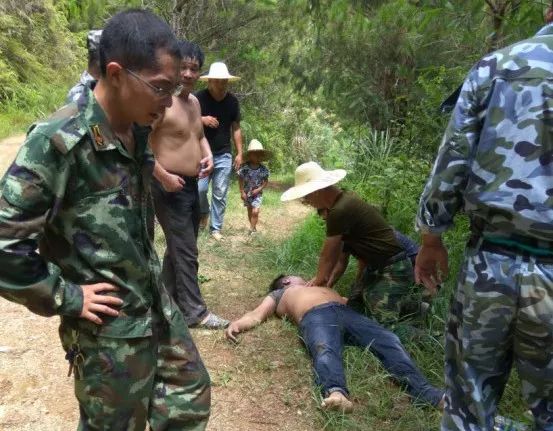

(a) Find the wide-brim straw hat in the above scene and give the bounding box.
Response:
[246,139,272,161]
[199,62,240,81]
[281,162,347,201]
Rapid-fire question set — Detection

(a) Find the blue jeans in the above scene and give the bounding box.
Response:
[299,302,443,405]
[198,153,232,233]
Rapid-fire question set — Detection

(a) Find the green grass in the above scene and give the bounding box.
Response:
[0,80,73,140]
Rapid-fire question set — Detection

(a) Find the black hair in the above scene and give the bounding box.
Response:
[99,9,181,76]
[268,274,287,292]
[178,40,204,69]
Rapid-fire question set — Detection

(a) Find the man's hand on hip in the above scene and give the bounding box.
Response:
[161,172,186,192]
[80,283,124,325]
[199,155,214,178]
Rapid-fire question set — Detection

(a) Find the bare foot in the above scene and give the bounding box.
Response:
[321,391,353,413]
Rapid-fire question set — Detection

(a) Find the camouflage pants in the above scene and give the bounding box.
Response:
[442,246,553,431]
[60,311,210,431]
[359,257,427,325]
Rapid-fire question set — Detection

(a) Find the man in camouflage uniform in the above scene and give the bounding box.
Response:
[0,9,210,430]
[66,29,102,104]
[416,11,553,431]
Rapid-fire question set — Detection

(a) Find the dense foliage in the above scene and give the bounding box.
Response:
[0,1,548,428]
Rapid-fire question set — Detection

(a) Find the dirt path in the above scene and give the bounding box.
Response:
[0,136,316,430]
[0,134,25,173]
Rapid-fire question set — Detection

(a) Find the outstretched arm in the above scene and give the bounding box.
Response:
[308,235,343,286]
[415,65,484,294]
[327,250,349,288]
[225,296,277,342]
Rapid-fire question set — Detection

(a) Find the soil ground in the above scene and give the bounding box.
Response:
[0,135,317,430]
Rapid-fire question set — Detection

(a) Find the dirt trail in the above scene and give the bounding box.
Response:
[0,135,316,430]
[0,134,25,173]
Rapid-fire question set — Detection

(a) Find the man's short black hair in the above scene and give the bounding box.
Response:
[99,9,181,76]
[269,274,287,292]
[179,40,204,69]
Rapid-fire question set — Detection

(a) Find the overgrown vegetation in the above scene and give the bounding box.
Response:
[1,0,547,429]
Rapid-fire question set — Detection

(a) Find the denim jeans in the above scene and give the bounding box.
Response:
[198,152,232,233]
[299,302,443,405]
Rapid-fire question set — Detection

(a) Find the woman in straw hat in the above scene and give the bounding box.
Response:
[238,139,272,234]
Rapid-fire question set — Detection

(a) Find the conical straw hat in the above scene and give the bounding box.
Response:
[281,162,346,201]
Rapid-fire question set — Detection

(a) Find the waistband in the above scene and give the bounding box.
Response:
[171,173,198,182]
[300,302,346,322]
[154,174,198,184]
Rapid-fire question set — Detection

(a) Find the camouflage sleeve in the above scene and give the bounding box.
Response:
[0,130,83,317]
[66,83,83,104]
[416,65,486,234]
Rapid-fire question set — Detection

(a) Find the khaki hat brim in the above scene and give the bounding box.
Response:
[280,170,346,201]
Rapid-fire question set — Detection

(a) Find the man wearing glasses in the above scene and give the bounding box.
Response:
[149,41,230,330]
[0,10,210,430]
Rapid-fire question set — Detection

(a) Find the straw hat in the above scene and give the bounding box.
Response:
[281,162,347,201]
[199,62,240,81]
[245,139,272,161]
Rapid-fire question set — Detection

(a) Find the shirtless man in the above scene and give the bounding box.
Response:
[225,275,444,412]
[150,40,229,329]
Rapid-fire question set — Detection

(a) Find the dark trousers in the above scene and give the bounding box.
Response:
[152,177,208,326]
[299,302,443,405]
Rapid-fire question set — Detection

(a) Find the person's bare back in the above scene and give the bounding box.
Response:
[150,93,204,176]
[276,285,347,323]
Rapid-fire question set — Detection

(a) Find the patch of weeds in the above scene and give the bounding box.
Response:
[212,370,234,387]
[198,274,211,284]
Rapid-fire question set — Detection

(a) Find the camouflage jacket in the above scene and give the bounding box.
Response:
[417,24,553,243]
[0,88,164,338]
[66,71,97,104]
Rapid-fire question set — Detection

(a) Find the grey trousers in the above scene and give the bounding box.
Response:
[152,177,208,326]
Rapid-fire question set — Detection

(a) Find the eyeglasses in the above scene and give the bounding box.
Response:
[125,68,183,97]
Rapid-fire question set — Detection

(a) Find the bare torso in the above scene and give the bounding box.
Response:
[149,93,203,176]
[276,285,347,324]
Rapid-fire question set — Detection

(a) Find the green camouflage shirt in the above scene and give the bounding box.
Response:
[0,88,163,338]
[417,24,553,243]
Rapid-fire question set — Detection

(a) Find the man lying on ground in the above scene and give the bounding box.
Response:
[225,274,444,413]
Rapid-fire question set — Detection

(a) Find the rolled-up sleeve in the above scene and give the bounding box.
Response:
[0,131,82,317]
